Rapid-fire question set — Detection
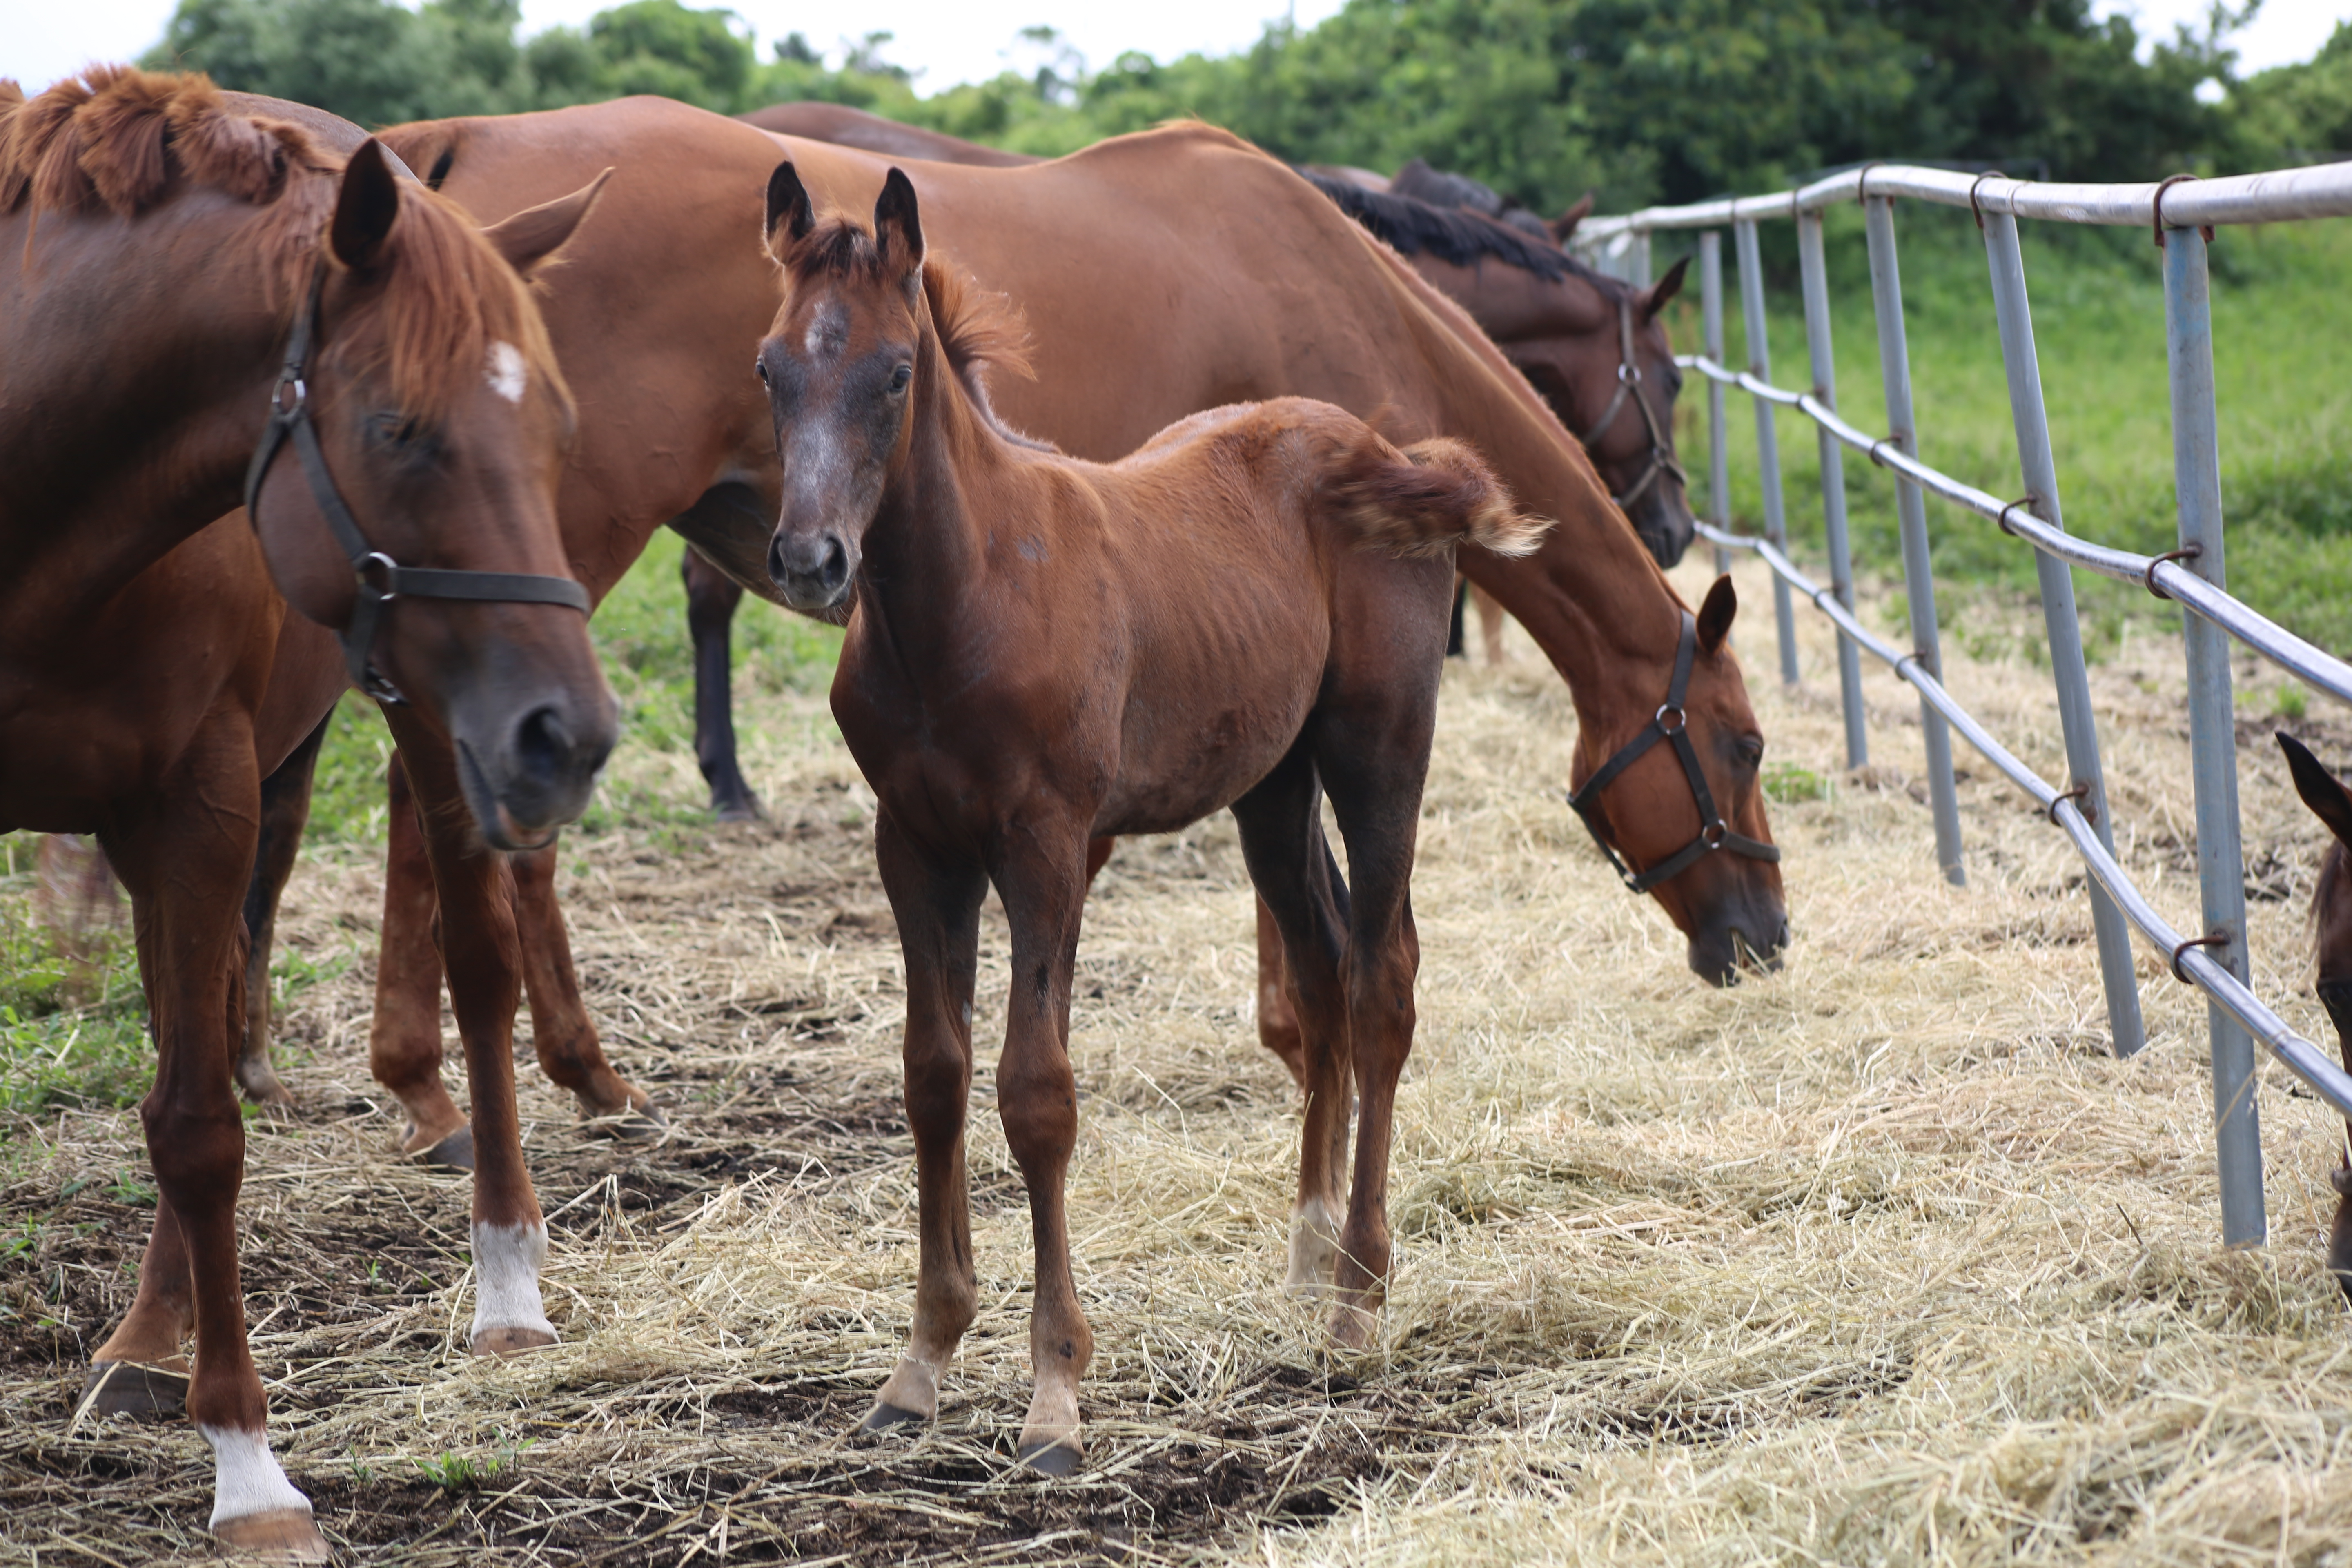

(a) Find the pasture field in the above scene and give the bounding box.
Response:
[6,530,2352,1563]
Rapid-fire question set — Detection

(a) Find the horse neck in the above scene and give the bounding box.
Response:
[0,194,294,633]
[856,322,1022,666]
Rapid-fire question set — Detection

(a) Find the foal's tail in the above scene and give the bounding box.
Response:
[1324,431,1550,560]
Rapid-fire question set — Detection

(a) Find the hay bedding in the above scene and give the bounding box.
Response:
[7,555,2352,1565]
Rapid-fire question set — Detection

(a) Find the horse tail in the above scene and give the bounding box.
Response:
[1324,430,1550,560]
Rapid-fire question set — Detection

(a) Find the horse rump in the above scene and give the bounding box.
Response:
[1320,427,1548,560]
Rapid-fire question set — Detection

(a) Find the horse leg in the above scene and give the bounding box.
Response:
[368,755,471,1166]
[1312,642,1441,1349]
[1253,895,1309,1093]
[865,807,986,1432]
[81,1190,193,1417]
[511,843,655,1128]
[1446,577,1467,659]
[383,718,558,1357]
[987,816,1094,1474]
[1471,581,1510,666]
[1230,747,1354,1298]
[233,712,328,1109]
[683,543,761,822]
[99,726,327,1558]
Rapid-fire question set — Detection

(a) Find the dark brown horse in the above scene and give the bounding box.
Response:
[1,69,613,1555]
[230,101,1779,1207]
[2278,732,2352,1301]
[759,164,1543,1466]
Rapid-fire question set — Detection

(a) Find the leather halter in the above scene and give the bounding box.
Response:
[1576,292,1688,510]
[243,265,591,704]
[1567,610,1780,894]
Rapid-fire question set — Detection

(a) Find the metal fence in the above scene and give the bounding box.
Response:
[1569,162,2352,1249]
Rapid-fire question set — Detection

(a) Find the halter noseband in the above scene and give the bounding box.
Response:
[1575,293,1688,511]
[1566,610,1780,895]
[243,265,591,705]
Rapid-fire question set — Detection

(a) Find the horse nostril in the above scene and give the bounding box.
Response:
[767,535,792,590]
[821,536,849,590]
[515,705,572,786]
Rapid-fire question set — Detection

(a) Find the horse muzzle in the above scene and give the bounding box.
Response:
[767,526,856,613]
[454,691,616,851]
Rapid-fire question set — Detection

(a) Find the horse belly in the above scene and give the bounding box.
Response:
[1095,666,1322,837]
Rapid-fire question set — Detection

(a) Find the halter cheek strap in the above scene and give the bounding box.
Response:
[243,265,591,705]
[1575,294,1689,511]
[1566,610,1780,895]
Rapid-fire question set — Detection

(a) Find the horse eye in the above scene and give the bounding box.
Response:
[755,358,770,385]
[1737,738,1765,768]
[889,363,913,393]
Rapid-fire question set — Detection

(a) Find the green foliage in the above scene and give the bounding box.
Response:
[2223,22,2352,168]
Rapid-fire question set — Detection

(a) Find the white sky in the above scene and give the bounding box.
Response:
[0,0,2340,102]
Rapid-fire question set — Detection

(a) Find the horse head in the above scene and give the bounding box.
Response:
[1569,575,1787,982]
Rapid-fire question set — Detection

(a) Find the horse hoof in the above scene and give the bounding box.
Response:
[79,1361,188,1420]
[470,1325,557,1358]
[237,1076,296,1113]
[713,797,764,824]
[586,1102,667,1143]
[1328,1302,1378,1351]
[212,1507,330,1562]
[859,1400,928,1434]
[411,1125,474,1172]
[1015,1439,1083,1478]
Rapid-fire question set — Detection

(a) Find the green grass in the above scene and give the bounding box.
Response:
[1662,207,2352,660]
[0,842,150,1118]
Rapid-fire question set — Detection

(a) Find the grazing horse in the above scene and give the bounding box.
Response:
[2278,732,2352,1301]
[1,69,613,1556]
[230,101,1780,1196]
[758,164,1544,1467]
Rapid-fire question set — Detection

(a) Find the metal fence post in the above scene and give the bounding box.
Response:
[2164,223,2266,1248]
[1630,228,1652,290]
[1981,211,2149,1061]
[1735,218,1800,686]
[1862,194,1964,886]
[1701,230,1732,579]
[1795,209,1869,768]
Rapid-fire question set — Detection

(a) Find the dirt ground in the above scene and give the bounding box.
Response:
[6,554,2352,1565]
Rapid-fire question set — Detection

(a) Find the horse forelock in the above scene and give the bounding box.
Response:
[1,68,562,425]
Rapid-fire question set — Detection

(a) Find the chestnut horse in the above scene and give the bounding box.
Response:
[2278,732,2352,1301]
[758,164,1544,1466]
[231,100,1779,1212]
[2,69,613,1556]
[688,113,1693,795]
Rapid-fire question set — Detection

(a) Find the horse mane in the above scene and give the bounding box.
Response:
[786,213,1054,452]
[1297,165,1597,286]
[0,67,564,424]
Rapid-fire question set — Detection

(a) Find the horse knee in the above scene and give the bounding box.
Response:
[996,1071,1077,1172]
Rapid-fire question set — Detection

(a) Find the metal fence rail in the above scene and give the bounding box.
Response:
[1571,160,2352,1245]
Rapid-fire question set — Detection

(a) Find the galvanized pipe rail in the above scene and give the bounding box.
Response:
[1575,158,2352,1246]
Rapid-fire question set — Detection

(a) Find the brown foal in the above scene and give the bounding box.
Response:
[758,166,1542,1468]
[2,69,613,1555]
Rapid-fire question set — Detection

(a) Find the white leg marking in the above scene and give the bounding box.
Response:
[484,341,527,403]
[202,1425,312,1526]
[470,1221,557,1343]
[1286,1196,1343,1296]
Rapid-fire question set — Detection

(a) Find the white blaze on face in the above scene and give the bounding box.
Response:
[471,1220,557,1343]
[201,1425,313,1526]
[485,340,528,404]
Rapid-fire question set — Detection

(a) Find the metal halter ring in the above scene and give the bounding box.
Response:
[2170,931,2229,984]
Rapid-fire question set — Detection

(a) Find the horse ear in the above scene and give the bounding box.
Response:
[1642,254,1691,321]
[2280,732,2352,848]
[765,161,813,256]
[1549,191,1594,245]
[330,140,401,272]
[482,167,611,277]
[874,166,924,276]
[1696,574,1737,655]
